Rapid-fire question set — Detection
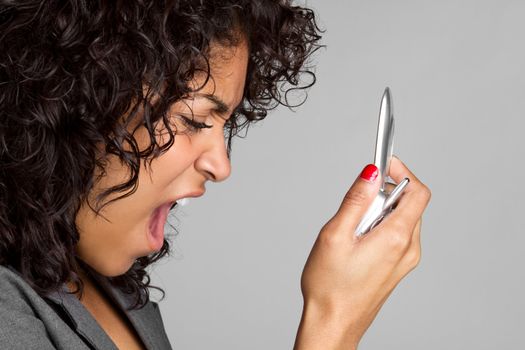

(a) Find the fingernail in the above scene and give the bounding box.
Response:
[360,164,379,183]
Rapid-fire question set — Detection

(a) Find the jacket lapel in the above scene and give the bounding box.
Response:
[44,269,172,350]
[87,268,173,350]
[45,285,119,350]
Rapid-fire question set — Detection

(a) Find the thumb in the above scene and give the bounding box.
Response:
[333,164,382,230]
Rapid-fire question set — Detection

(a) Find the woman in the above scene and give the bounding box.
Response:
[0,1,431,349]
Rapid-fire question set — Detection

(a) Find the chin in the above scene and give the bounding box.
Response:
[83,256,136,277]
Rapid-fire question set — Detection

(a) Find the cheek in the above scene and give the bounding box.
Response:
[148,132,197,184]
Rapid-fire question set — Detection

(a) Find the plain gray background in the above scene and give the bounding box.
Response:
[150,0,525,349]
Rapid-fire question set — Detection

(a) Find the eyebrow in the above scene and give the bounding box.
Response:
[194,93,230,115]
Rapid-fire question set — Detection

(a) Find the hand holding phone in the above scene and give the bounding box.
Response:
[355,88,410,236]
[295,89,432,349]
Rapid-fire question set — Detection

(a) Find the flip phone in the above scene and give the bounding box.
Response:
[355,88,410,237]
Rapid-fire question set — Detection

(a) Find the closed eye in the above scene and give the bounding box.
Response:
[179,115,213,132]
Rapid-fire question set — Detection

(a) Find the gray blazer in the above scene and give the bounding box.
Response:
[0,265,173,349]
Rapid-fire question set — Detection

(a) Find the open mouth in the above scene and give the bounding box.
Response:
[147,198,191,252]
[147,202,171,252]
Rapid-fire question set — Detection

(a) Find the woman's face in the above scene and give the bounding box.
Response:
[75,41,248,276]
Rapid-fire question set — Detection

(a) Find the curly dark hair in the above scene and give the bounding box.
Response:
[0,0,322,309]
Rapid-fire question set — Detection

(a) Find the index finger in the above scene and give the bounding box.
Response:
[384,156,431,231]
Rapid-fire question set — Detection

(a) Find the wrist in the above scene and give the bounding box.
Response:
[294,300,359,350]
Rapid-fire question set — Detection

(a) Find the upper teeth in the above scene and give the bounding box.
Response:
[177,198,189,207]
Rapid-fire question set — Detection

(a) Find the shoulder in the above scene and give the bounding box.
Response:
[0,264,39,310]
[0,265,59,349]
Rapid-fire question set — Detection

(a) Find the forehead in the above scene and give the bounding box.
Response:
[187,41,249,114]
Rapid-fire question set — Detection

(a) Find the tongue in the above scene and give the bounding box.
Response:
[148,203,170,251]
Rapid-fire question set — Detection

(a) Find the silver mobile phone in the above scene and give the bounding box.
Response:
[355,88,410,237]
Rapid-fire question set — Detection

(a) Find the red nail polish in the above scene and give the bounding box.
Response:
[360,164,379,183]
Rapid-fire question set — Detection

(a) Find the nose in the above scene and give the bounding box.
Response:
[194,132,231,182]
